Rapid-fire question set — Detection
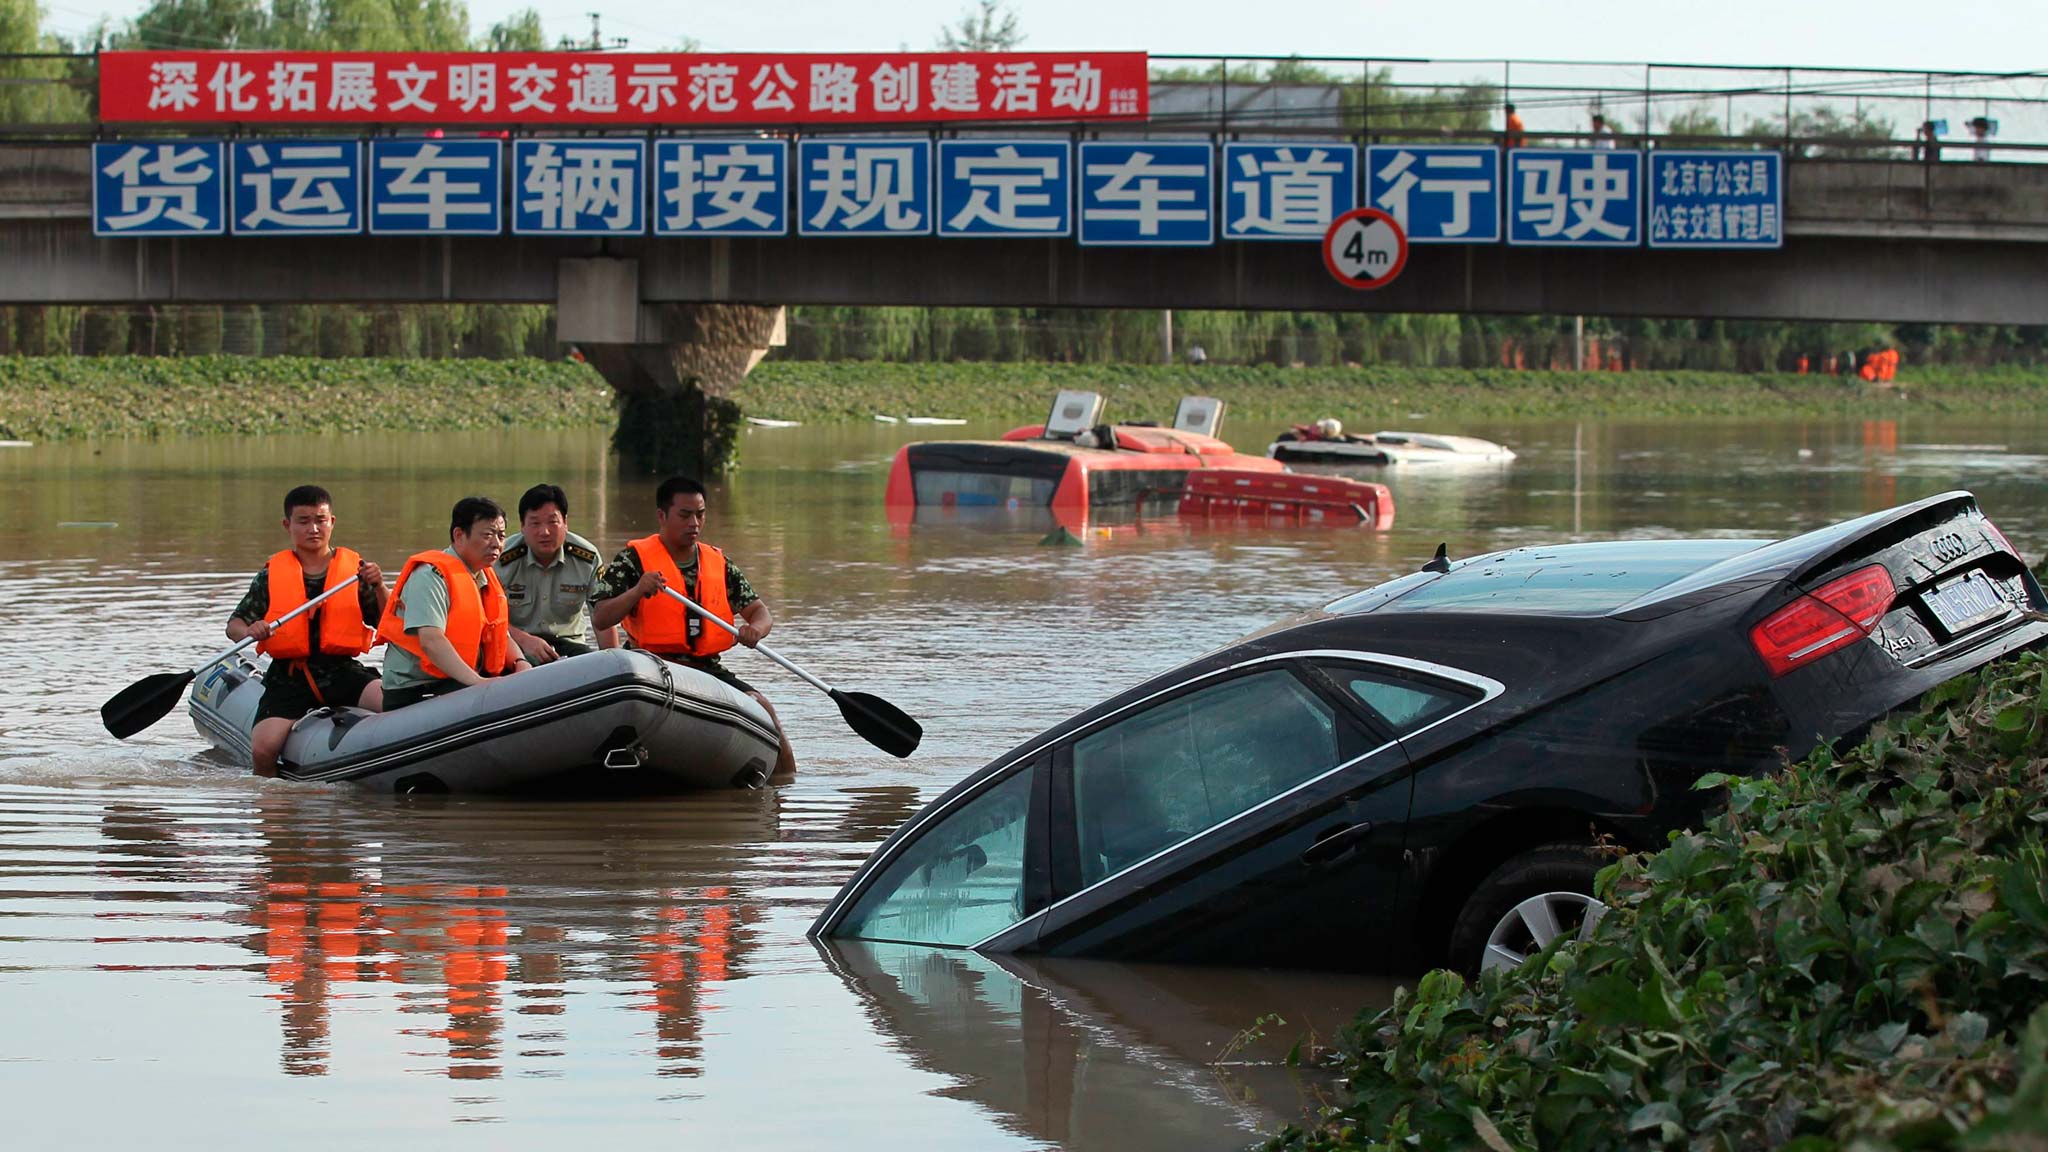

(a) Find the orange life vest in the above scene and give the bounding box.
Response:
[259,547,376,660]
[622,536,735,658]
[375,550,511,679]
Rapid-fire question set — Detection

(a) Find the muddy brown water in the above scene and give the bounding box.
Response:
[2,415,2044,1148]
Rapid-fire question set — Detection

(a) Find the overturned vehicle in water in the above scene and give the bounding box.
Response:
[812,491,2048,974]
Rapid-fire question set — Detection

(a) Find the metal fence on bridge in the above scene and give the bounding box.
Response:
[2,51,2045,161]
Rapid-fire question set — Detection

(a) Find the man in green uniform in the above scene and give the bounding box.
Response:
[498,483,615,664]
[589,476,796,783]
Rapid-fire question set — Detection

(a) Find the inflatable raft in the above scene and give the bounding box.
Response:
[190,648,782,795]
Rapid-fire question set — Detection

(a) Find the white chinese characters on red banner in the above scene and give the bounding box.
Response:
[100,52,1149,124]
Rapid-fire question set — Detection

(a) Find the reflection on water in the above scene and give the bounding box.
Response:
[2,412,2047,1145]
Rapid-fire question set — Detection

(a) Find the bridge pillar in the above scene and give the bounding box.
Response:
[557,258,785,476]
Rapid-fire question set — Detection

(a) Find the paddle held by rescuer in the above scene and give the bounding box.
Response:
[498,482,617,664]
[223,485,391,777]
[378,496,532,711]
[590,476,799,783]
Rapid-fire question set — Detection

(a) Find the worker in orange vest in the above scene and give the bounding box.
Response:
[225,485,389,775]
[590,476,797,783]
[1503,102,1526,150]
[377,496,531,711]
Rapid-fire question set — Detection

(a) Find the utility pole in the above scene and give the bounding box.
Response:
[560,12,625,50]
[1161,309,1174,365]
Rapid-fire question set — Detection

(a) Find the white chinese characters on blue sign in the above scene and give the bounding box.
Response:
[93,141,226,237]
[655,140,787,236]
[367,139,503,235]
[937,140,1070,238]
[1366,145,1499,244]
[1078,142,1213,247]
[1507,150,1641,247]
[1648,151,1782,249]
[798,139,932,236]
[231,140,361,235]
[1222,143,1354,241]
[513,140,645,235]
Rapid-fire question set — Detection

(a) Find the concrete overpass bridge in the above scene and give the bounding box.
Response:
[4,52,2047,468]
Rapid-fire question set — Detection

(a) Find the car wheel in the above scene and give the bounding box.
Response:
[1447,844,1608,975]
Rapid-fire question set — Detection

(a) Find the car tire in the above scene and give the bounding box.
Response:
[1447,844,1608,976]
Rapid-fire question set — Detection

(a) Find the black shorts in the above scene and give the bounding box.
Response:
[653,652,756,696]
[532,634,593,658]
[256,658,378,722]
[381,679,470,712]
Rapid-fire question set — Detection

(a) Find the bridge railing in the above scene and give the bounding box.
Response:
[3,51,2045,160]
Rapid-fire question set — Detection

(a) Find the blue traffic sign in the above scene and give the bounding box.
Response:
[367,139,503,236]
[230,140,362,235]
[1366,145,1499,244]
[1222,142,1355,241]
[797,139,932,236]
[936,140,1071,238]
[1506,149,1641,247]
[654,139,787,237]
[93,140,226,237]
[513,139,646,236]
[1077,142,1213,247]
[1648,150,1783,249]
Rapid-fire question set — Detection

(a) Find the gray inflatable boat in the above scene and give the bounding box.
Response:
[189,648,781,795]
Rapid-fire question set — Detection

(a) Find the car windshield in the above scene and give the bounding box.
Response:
[1336,540,1763,616]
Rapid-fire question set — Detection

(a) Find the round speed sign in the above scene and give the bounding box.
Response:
[1322,207,1409,290]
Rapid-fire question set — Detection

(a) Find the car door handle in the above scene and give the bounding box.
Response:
[1301,821,1375,867]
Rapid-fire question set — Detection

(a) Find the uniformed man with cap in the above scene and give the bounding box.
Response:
[497,483,615,664]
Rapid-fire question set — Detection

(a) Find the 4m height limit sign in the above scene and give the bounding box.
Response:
[1322,207,1408,290]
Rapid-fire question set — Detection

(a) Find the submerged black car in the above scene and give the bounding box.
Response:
[811,492,2048,974]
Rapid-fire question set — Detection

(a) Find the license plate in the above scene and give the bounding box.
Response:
[1923,570,2009,636]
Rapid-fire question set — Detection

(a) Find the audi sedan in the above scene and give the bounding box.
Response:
[811,491,2047,975]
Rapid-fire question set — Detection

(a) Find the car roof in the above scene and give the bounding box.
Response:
[1325,538,1771,618]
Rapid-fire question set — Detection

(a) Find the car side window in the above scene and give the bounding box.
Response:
[837,768,1035,947]
[1334,666,1476,734]
[1070,670,1341,888]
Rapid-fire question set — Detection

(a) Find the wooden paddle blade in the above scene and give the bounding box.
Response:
[100,670,197,739]
[831,689,922,758]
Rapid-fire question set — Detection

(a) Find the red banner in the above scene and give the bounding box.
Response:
[99,51,1149,125]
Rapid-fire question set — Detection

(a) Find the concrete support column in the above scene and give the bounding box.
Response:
[557,258,785,476]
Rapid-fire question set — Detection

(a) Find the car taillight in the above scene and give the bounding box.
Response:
[1750,564,1896,678]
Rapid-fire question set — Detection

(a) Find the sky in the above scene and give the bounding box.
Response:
[32,0,2048,75]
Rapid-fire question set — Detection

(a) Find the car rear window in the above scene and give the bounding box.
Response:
[1350,540,1762,616]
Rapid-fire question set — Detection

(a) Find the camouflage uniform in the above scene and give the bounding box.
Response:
[589,543,761,693]
[230,564,384,722]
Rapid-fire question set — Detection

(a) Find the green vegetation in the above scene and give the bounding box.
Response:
[1267,651,2048,1152]
[730,362,2048,424]
[0,356,609,440]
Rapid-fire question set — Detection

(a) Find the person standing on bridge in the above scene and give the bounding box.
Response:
[589,476,797,784]
[1502,102,1526,150]
[498,483,616,664]
[225,484,389,776]
[378,496,532,711]
[1589,112,1618,149]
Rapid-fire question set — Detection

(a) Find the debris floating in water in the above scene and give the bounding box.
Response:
[745,417,802,428]
[57,521,118,529]
[0,440,30,448]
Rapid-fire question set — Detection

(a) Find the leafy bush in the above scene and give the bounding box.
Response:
[0,356,611,440]
[1270,652,2048,1152]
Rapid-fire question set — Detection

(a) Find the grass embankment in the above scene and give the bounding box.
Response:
[0,357,612,441]
[1269,651,2048,1152]
[7,357,2048,442]
[735,362,2048,425]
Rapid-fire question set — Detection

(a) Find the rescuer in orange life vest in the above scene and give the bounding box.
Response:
[377,496,532,712]
[589,475,797,783]
[225,484,390,776]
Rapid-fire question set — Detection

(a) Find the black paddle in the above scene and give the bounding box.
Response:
[101,573,363,740]
[658,585,923,758]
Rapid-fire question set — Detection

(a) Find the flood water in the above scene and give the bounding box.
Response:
[3,412,2045,1148]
